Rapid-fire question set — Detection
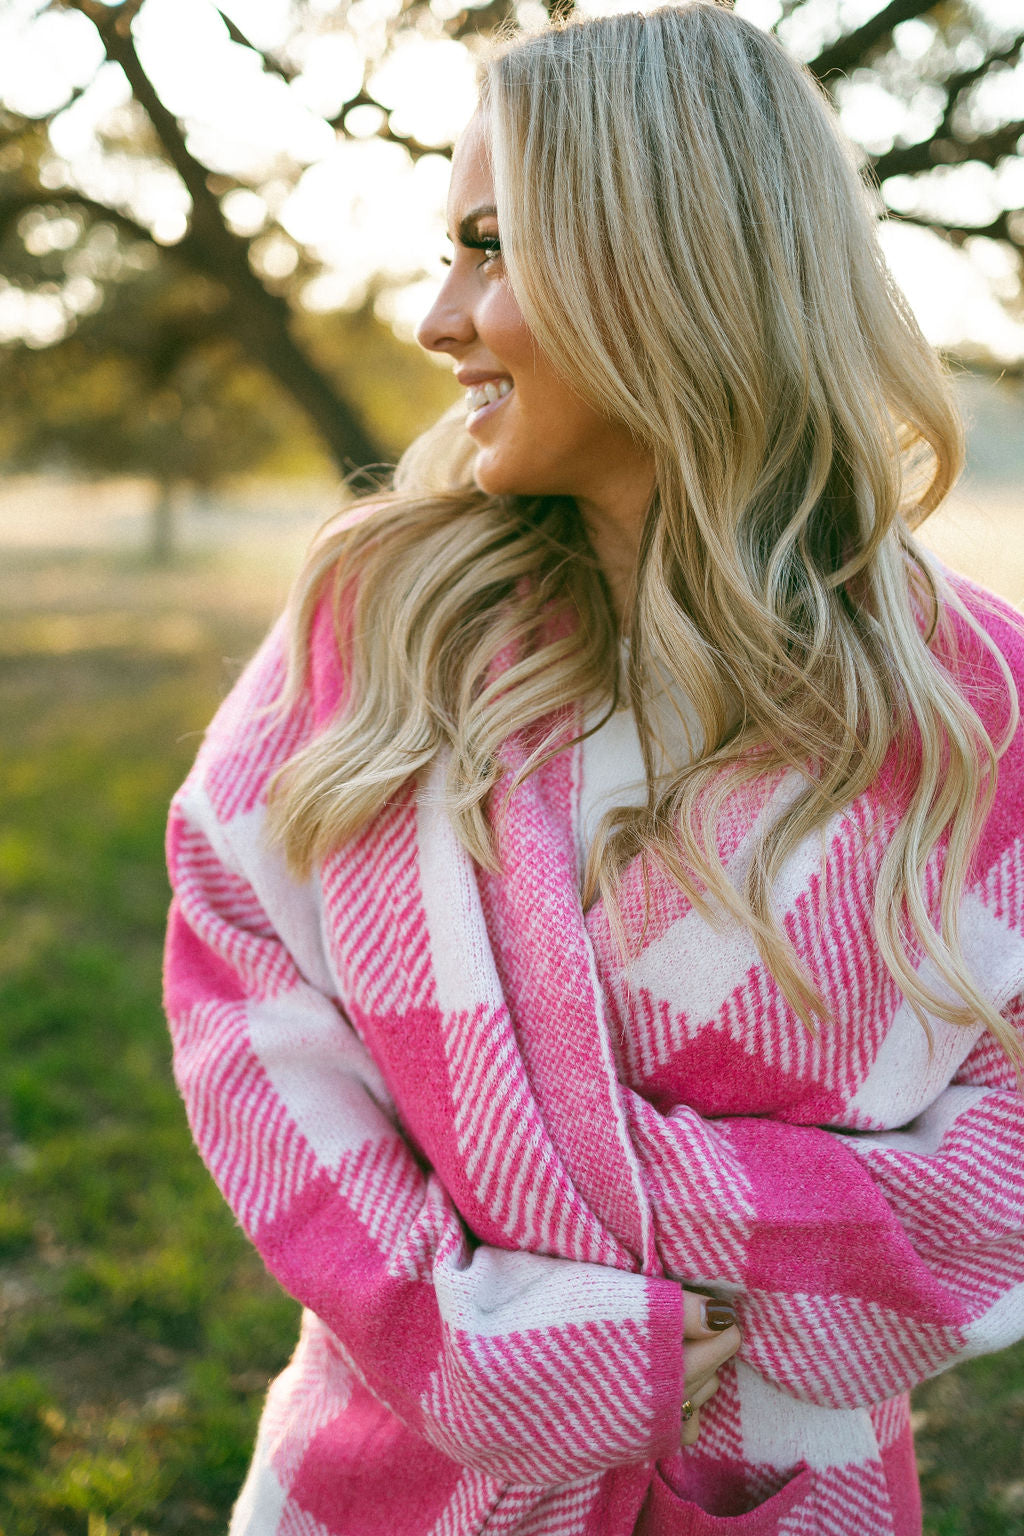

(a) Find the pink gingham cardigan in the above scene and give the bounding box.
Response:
[164,567,1024,1535]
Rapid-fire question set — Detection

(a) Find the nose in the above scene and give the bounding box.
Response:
[415,271,475,356]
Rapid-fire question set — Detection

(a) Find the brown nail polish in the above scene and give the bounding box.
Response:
[705,1302,736,1332]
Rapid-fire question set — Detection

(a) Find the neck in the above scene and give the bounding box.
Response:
[575,465,655,629]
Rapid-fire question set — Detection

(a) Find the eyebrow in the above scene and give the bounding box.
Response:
[446,203,498,244]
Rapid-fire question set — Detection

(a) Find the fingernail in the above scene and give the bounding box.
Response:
[704,1302,736,1332]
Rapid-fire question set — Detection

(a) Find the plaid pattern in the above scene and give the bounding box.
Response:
[164,576,1024,1535]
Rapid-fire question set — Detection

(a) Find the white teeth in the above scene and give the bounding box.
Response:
[466,378,513,414]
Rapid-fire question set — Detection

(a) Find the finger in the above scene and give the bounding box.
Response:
[682,1291,738,1338]
[681,1406,701,1447]
[691,1372,720,1410]
[684,1328,742,1399]
[679,1375,720,1449]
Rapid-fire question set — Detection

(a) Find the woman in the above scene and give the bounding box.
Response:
[163,4,1024,1532]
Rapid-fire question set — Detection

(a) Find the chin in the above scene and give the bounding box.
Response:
[472,449,559,500]
[471,452,513,497]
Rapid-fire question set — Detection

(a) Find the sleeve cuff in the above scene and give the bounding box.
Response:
[644,1276,685,1460]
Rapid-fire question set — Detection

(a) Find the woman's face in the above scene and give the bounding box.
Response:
[416,112,652,509]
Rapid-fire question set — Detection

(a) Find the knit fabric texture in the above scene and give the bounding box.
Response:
[163,570,1024,1536]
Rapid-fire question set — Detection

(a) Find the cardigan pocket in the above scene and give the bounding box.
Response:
[635,1462,815,1535]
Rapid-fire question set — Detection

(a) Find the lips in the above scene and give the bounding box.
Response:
[466,381,514,429]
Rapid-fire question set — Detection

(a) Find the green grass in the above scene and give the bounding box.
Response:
[0,605,299,1536]
[0,557,1023,1533]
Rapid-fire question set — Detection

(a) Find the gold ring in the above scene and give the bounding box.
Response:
[681,1398,695,1422]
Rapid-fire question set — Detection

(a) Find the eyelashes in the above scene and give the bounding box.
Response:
[440,234,502,269]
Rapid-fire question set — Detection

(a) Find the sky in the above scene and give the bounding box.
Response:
[0,0,1022,361]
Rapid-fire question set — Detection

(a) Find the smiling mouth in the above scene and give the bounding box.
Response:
[466,381,514,428]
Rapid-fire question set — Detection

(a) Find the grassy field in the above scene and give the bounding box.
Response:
[0,551,300,1535]
[1,544,1023,1535]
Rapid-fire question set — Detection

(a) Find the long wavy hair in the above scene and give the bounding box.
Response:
[268,1,1021,1066]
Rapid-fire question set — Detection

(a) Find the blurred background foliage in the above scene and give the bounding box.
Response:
[0,0,1022,533]
[0,0,1023,1532]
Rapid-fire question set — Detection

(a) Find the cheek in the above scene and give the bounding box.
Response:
[481,285,535,372]
[476,288,609,470]
[518,381,607,458]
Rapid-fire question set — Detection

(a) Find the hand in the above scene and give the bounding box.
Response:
[680,1290,742,1447]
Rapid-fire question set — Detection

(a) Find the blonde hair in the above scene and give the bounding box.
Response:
[269,2,1021,1067]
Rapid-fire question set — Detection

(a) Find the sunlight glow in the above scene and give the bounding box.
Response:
[288,32,365,118]
[282,142,451,310]
[368,35,478,146]
[880,221,1024,364]
[1,0,1021,368]
[0,7,104,118]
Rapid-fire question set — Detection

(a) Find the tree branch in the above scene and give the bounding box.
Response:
[62,0,382,476]
[0,72,99,143]
[327,89,453,163]
[775,0,806,23]
[214,7,297,85]
[60,0,146,32]
[873,117,1024,180]
[938,29,1024,140]
[809,0,939,80]
[444,0,518,42]
[0,187,156,249]
[884,207,1022,248]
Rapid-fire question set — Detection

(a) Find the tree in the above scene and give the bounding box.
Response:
[0,0,1021,503]
[0,252,329,558]
[803,0,1024,365]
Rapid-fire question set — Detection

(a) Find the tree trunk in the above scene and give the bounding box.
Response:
[75,1,384,480]
[149,478,176,565]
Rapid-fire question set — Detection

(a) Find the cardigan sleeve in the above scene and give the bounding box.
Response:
[163,626,684,1489]
[622,1002,1024,1410]
[618,575,1024,1412]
